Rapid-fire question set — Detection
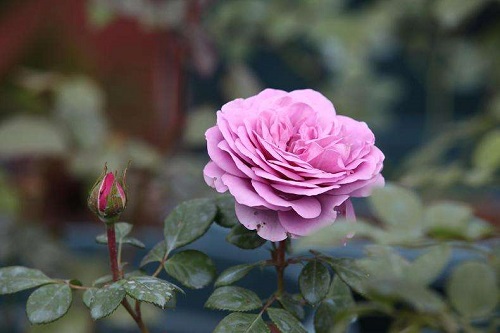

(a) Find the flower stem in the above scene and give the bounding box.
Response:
[274,240,287,297]
[106,225,121,281]
[106,224,150,333]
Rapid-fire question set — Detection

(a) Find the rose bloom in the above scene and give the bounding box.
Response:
[204,89,384,241]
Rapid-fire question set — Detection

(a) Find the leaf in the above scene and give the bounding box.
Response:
[465,218,494,240]
[226,224,266,249]
[90,280,126,320]
[295,219,378,250]
[423,202,471,239]
[358,245,410,281]
[205,286,262,312]
[163,198,217,254]
[446,261,498,319]
[82,288,96,309]
[124,276,176,308]
[215,263,259,287]
[405,244,451,285]
[315,276,356,333]
[92,274,113,287]
[95,234,107,244]
[26,284,72,324]
[0,266,54,294]
[299,260,331,305]
[326,275,355,309]
[278,294,305,320]
[322,257,369,295]
[214,312,270,333]
[365,279,445,313]
[473,130,500,172]
[114,222,133,238]
[164,250,216,289]
[267,308,307,333]
[215,195,239,228]
[95,223,145,249]
[314,302,338,333]
[369,184,423,232]
[120,237,146,249]
[140,241,167,267]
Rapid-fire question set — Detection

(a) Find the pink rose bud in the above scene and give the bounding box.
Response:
[88,164,128,223]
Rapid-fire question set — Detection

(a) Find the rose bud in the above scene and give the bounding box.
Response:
[88,164,127,223]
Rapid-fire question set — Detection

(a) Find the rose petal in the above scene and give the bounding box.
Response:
[221,174,284,210]
[235,203,287,241]
[251,180,322,218]
[203,162,228,192]
[277,195,348,236]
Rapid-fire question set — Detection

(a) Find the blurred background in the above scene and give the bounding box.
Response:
[0,0,499,332]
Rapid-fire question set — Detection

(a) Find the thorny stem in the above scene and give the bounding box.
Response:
[106,225,121,281]
[106,224,150,333]
[274,240,287,297]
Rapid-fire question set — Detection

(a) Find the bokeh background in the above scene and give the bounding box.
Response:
[0,0,499,332]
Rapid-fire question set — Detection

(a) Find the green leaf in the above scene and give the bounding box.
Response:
[473,128,500,172]
[140,241,167,267]
[124,276,176,308]
[215,195,239,228]
[314,301,338,333]
[115,222,133,238]
[423,202,471,239]
[0,266,54,294]
[121,237,146,249]
[358,245,410,281]
[299,260,331,305]
[267,307,307,333]
[92,274,113,287]
[315,275,356,333]
[405,244,451,285]
[369,184,423,232]
[95,223,145,249]
[82,288,96,309]
[163,198,217,254]
[365,279,445,313]
[326,275,355,309]
[446,261,498,319]
[164,250,216,289]
[205,286,262,312]
[215,263,259,287]
[90,280,126,320]
[465,218,494,240]
[278,294,305,320]
[322,257,369,295]
[214,312,270,333]
[95,233,107,244]
[226,224,266,249]
[26,284,72,324]
[295,219,378,250]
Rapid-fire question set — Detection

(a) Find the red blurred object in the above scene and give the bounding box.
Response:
[0,0,199,152]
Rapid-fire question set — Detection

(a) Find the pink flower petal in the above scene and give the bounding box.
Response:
[235,203,287,241]
[277,195,348,236]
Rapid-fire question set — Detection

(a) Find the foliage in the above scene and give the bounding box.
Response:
[0,198,226,331]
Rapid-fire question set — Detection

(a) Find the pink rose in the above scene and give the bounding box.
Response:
[204,89,384,241]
